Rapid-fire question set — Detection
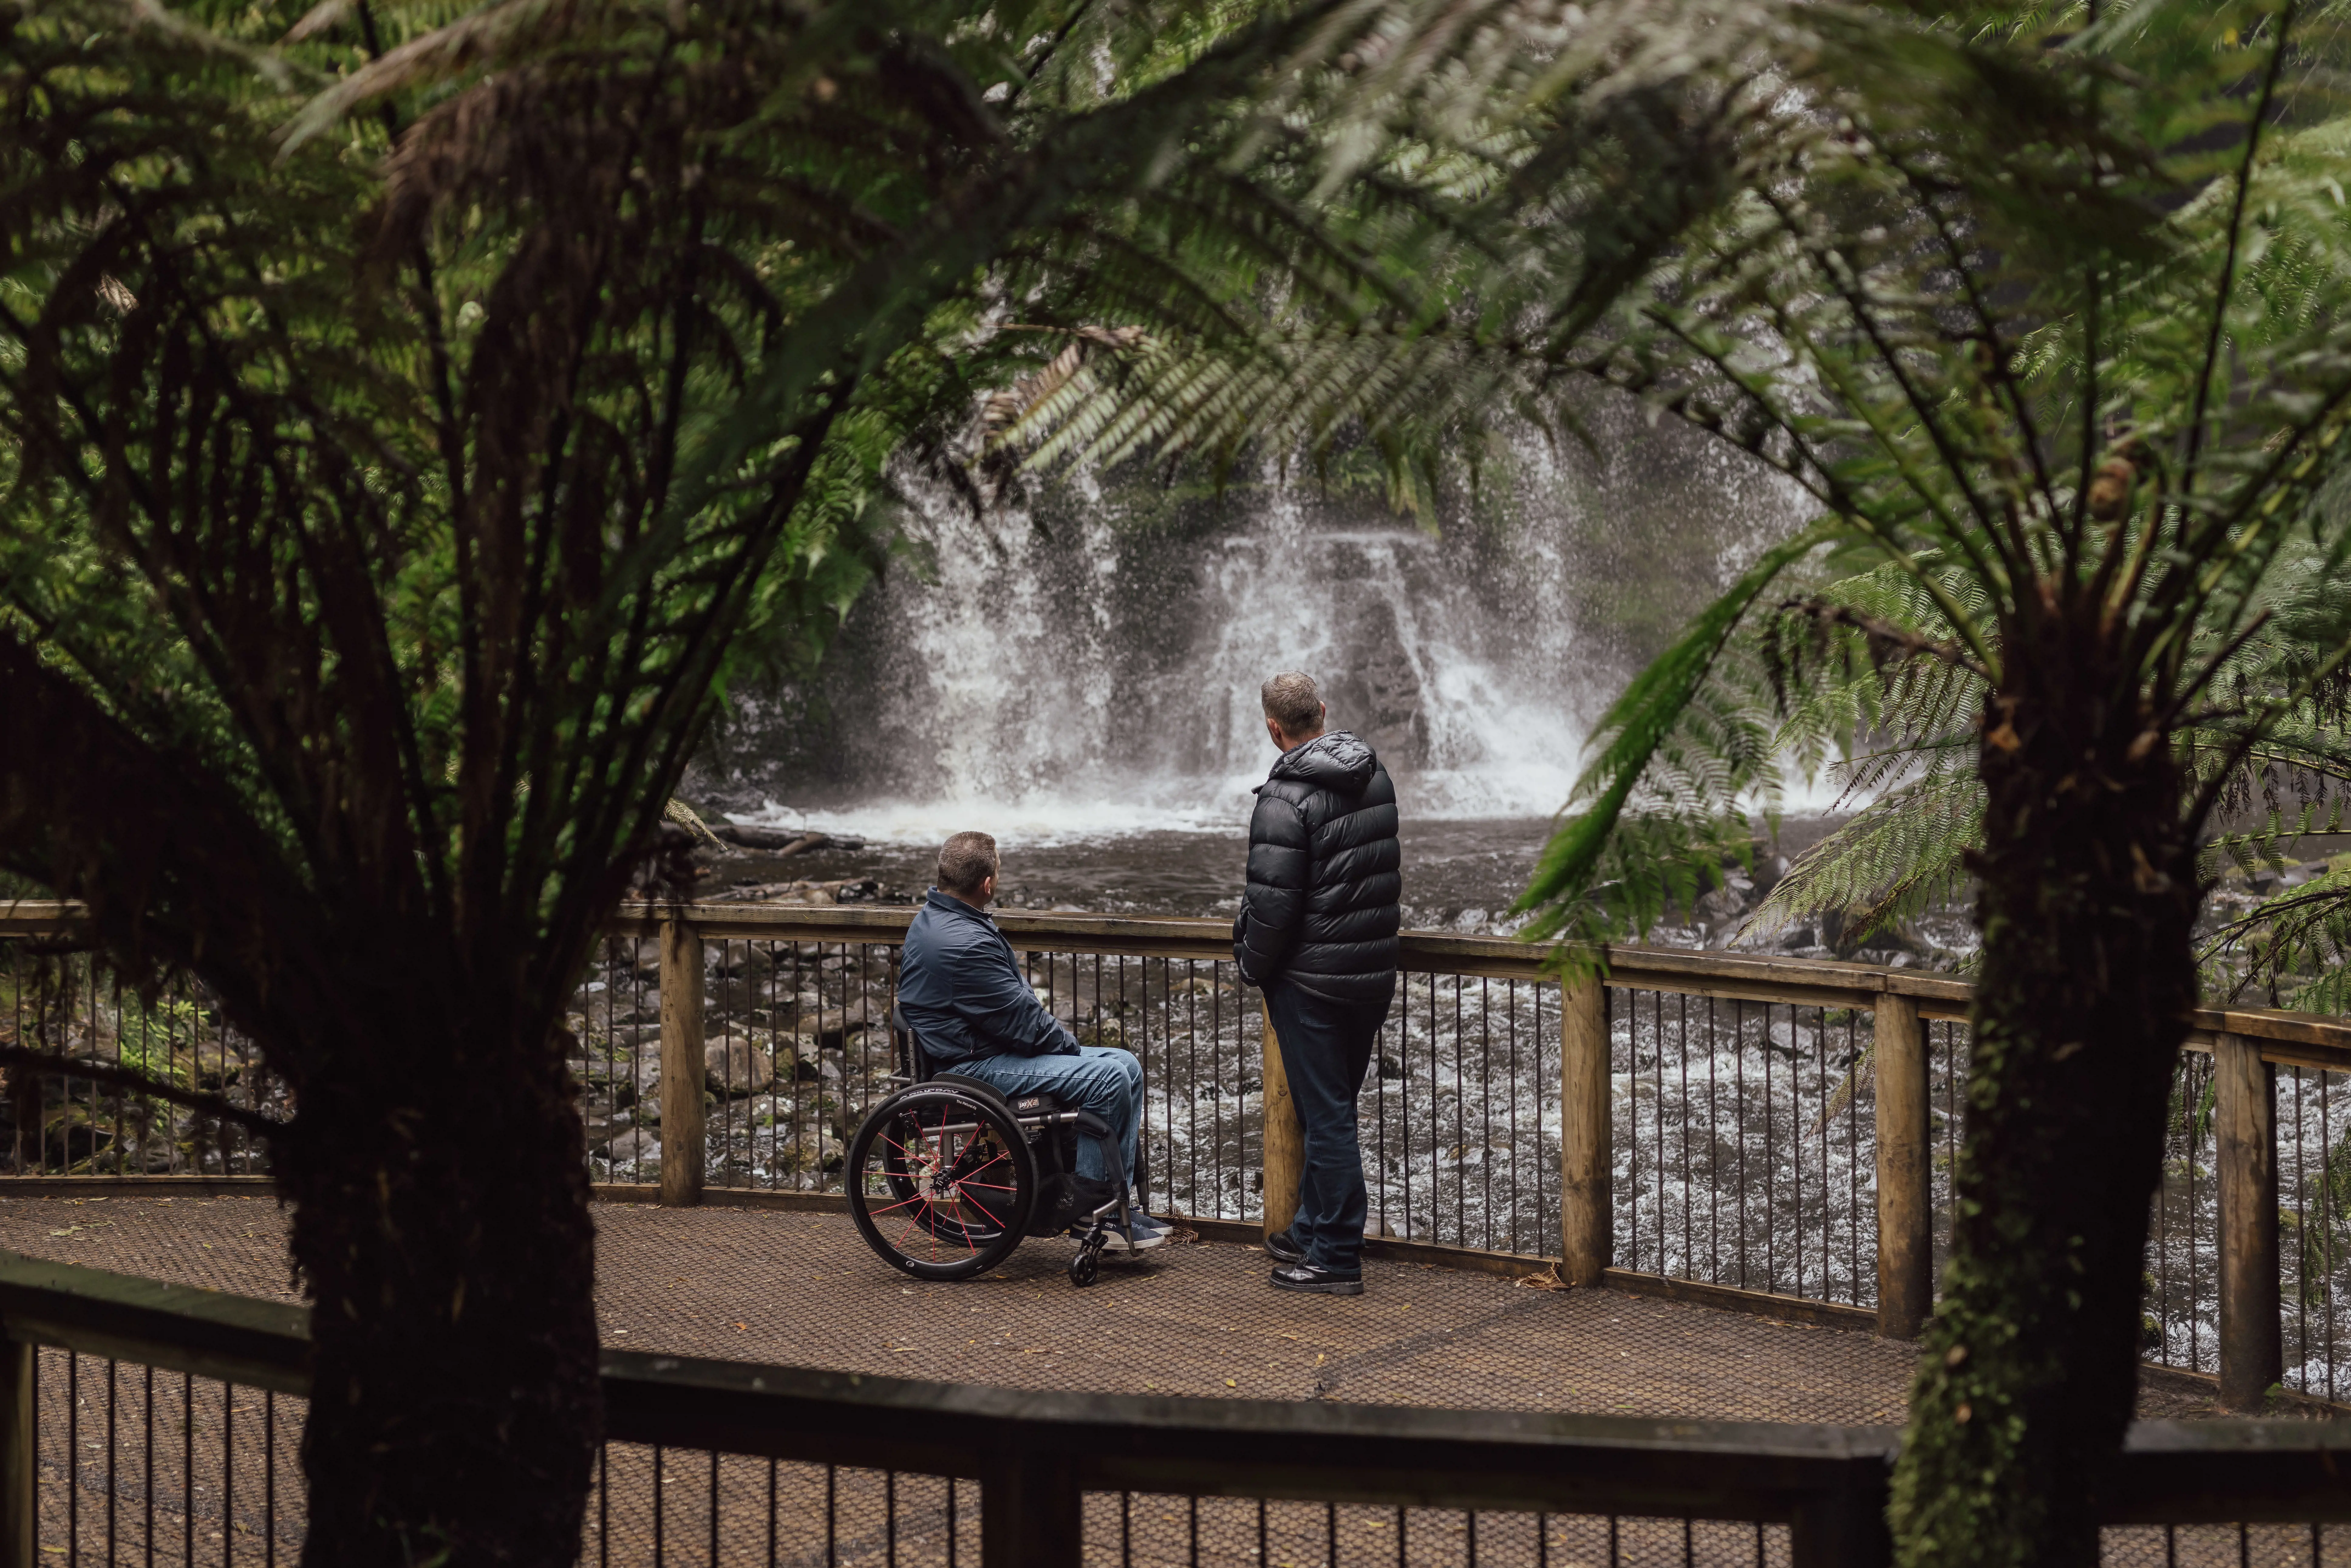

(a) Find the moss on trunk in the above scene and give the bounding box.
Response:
[1889,632,2200,1568]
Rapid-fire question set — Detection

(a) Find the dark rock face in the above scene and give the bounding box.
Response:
[1320,598,1427,768]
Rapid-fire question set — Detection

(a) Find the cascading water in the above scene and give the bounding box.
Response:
[693,401,1805,873]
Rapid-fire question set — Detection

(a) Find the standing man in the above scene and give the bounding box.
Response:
[1234,673,1401,1295]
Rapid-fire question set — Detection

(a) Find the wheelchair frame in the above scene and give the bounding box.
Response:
[843,1008,1139,1287]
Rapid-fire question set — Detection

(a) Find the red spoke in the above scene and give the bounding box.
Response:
[955,1180,1019,1191]
[864,1194,927,1218]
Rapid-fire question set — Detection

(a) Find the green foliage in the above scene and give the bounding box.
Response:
[1512,520,1835,964]
[0,0,1512,1014]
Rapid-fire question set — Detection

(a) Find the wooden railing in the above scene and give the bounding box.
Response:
[1,1251,2346,1567]
[605,902,2351,1412]
[9,898,2351,1410]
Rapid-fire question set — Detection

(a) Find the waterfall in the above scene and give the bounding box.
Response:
[695,408,1806,845]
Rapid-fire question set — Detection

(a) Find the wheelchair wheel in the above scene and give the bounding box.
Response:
[847,1083,1037,1280]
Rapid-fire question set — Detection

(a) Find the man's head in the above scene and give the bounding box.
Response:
[1261,671,1327,753]
[936,831,1000,908]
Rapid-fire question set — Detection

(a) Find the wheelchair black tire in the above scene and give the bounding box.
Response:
[847,1083,1037,1281]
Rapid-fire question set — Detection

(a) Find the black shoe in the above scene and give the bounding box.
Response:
[1269,1262,1363,1296]
[1263,1228,1307,1265]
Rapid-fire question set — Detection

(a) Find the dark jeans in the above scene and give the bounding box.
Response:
[1264,980,1392,1273]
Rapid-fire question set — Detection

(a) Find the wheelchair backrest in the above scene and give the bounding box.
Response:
[889,1004,936,1082]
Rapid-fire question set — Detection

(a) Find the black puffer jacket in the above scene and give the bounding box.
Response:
[1232,731,1401,1003]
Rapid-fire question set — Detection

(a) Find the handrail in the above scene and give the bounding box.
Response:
[0,1254,2342,1568]
[13,896,2347,1059]
[608,900,2350,1064]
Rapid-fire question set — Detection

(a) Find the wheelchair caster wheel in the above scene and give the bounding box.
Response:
[1069,1249,1100,1288]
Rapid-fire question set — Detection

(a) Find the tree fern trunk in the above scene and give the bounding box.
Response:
[1888,629,2199,1568]
[283,998,601,1567]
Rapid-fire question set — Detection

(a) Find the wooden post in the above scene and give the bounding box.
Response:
[2216,1031,2282,1411]
[659,915,707,1208]
[1261,1005,1304,1242]
[982,1446,1082,1568]
[1872,994,1931,1340]
[1560,974,1610,1286]
[0,1337,30,1568]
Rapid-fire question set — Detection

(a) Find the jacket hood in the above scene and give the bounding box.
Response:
[1268,730,1377,792]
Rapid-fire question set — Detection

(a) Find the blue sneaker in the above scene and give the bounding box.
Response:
[1107,1211,1171,1252]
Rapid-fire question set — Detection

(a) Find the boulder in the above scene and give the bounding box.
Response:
[705,1039,775,1096]
[604,1128,660,1165]
[808,999,879,1043]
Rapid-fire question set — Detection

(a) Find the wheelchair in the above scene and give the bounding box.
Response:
[845,1009,1144,1288]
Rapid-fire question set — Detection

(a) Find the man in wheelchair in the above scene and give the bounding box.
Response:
[895,831,1172,1253]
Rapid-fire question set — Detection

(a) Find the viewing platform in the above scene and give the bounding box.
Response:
[0,1189,2232,1426]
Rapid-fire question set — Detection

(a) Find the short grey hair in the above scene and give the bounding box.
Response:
[936,831,999,896]
[1261,672,1324,736]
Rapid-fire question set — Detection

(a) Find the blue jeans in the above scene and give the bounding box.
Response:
[948,1045,1143,1191]
[1265,980,1392,1272]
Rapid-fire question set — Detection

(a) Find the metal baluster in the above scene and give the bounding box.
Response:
[1848,1010,1861,1306]
[1211,962,1223,1220]
[1509,980,1524,1254]
[1763,1000,1774,1296]
[1708,998,1721,1285]
[1735,1000,1750,1290]
[1382,983,1401,1250]
[1680,997,1692,1282]
[2189,1055,2202,1372]
[1428,975,1439,1246]
[1480,978,1494,1252]
[1187,963,1200,1215]
[68,1352,77,1568]
[1819,1006,1831,1300]
[2295,1067,2310,1392]
[1625,989,1639,1272]
[1379,976,1395,1244]
[1451,977,1466,1248]
[1655,991,1667,1274]
[2324,1072,2338,1401]
[145,1364,155,1568]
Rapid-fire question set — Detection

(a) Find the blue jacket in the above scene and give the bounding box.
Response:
[898,889,1078,1064]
